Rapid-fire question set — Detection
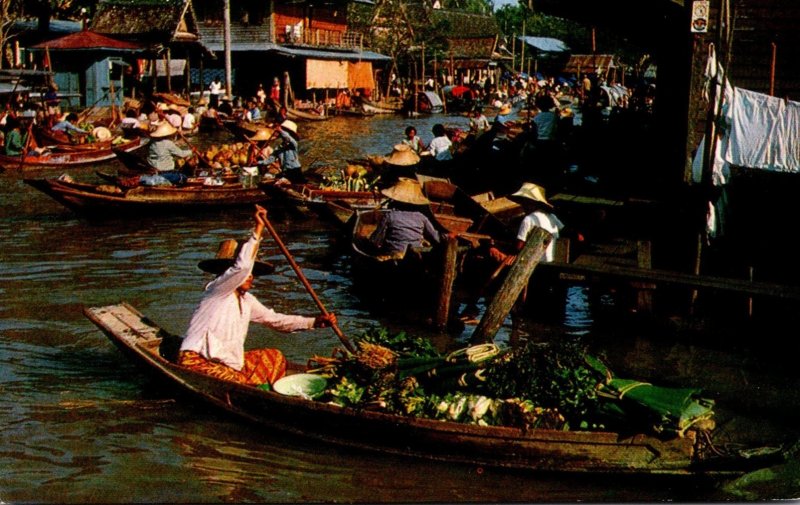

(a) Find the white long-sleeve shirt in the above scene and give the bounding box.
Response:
[180,233,315,370]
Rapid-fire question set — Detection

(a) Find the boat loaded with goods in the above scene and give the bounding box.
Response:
[84,301,788,477]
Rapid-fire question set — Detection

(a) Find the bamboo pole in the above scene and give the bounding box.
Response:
[769,42,777,96]
[470,228,550,344]
[223,0,233,97]
[262,213,356,353]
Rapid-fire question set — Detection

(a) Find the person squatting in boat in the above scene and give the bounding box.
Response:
[368,178,455,260]
[178,205,336,386]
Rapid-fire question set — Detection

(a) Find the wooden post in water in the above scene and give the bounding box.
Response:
[434,235,459,330]
[470,228,550,344]
[635,240,654,313]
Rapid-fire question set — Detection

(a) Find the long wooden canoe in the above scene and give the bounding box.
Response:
[83,302,778,477]
[0,135,149,170]
[23,177,270,216]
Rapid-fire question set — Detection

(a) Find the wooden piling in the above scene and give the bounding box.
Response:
[470,228,550,344]
[634,240,654,313]
[434,235,459,330]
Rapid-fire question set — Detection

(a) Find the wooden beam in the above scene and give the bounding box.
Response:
[541,260,800,301]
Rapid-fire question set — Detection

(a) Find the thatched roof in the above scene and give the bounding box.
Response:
[429,9,500,39]
[429,9,499,60]
[90,0,199,45]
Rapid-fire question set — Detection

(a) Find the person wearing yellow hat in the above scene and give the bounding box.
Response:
[178,205,336,387]
[258,119,303,182]
[368,178,451,258]
[144,122,193,185]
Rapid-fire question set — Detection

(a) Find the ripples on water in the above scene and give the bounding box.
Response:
[1,115,798,502]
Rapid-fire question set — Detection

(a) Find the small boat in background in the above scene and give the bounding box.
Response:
[0,136,149,171]
[23,175,270,217]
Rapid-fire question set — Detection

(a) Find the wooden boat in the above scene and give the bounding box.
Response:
[362,98,403,113]
[260,180,384,220]
[287,106,328,122]
[83,301,780,477]
[0,135,149,171]
[23,176,270,216]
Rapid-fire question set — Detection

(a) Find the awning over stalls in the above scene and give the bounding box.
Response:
[563,54,617,74]
[306,59,348,89]
[305,59,375,89]
[448,58,492,70]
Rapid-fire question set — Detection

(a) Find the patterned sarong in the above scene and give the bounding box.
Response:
[178,349,287,386]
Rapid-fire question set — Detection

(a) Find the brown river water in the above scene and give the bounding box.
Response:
[1,114,798,503]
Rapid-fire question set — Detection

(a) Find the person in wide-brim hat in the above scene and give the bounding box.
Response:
[279,119,299,139]
[497,103,512,115]
[383,143,421,167]
[247,127,275,142]
[149,121,178,138]
[380,177,430,206]
[179,205,337,388]
[369,178,450,257]
[509,181,553,208]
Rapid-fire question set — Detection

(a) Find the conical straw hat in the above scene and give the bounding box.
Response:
[383,144,420,167]
[380,177,430,206]
[247,127,275,142]
[509,182,552,208]
[150,121,177,138]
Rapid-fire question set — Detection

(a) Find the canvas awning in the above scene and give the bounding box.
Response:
[563,54,616,74]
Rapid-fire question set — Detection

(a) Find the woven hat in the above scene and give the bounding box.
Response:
[381,177,430,206]
[509,182,552,208]
[280,119,298,137]
[92,126,112,140]
[383,144,420,167]
[498,103,512,115]
[247,127,275,142]
[157,103,169,111]
[150,122,177,138]
[197,239,275,277]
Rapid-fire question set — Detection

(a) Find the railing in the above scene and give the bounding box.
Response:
[279,29,363,50]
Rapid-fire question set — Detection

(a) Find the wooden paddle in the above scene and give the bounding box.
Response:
[262,211,356,353]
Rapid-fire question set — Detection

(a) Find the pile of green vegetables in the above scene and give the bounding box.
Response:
[308,327,717,437]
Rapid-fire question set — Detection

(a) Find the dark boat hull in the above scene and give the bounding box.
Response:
[83,302,747,477]
[23,177,270,216]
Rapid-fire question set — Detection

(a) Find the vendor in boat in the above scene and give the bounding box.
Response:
[178,205,336,386]
[246,127,275,165]
[488,182,565,265]
[423,123,453,161]
[258,120,303,183]
[401,125,425,154]
[368,178,452,259]
[51,113,88,137]
[145,122,194,185]
[3,116,28,156]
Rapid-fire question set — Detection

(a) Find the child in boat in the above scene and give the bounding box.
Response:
[178,205,336,386]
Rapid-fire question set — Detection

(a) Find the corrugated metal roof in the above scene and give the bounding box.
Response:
[517,36,569,53]
[267,45,391,62]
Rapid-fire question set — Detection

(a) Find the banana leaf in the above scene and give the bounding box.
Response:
[585,355,715,437]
